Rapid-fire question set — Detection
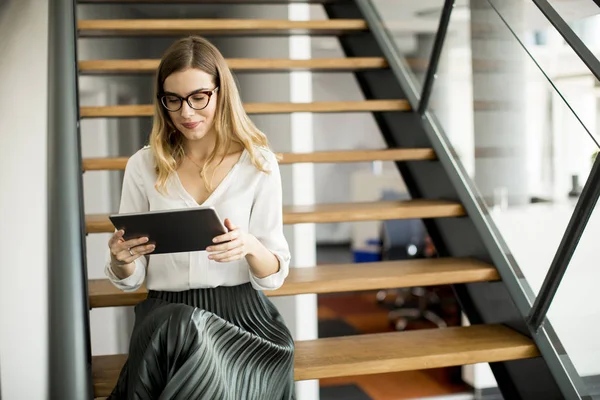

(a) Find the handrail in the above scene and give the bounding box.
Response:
[418,0,455,115]
[47,0,93,398]
[532,0,600,84]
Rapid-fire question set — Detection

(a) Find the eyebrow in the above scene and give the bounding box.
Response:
[162,88,211,97]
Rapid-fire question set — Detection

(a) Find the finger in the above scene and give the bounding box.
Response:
[212,229,239,244]
[119,236,150,251]
[117,245,138,262]
[207,238,241,253]
[132,243,156,255]
[127,245,155,262]
[111,236,148,257]
[215,255,243,263]
[118,244,155,263]
[108,230,125,247]
[224,218,237,231]
[210,248,244,262]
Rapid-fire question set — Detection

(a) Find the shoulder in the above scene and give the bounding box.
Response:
[125,145,155,175]
[249,145,279,172]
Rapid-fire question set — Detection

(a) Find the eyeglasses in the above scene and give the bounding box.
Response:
[157,87,219,112]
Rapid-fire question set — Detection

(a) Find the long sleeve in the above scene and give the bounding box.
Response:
[104,152,149,292]
[247,153,291,291]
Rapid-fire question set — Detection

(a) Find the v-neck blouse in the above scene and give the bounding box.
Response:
[104,145,291,292]
[173,147,246,207]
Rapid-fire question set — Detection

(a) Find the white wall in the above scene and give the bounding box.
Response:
[0,1,49,399]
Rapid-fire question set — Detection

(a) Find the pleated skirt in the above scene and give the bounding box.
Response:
[107,283,296,400]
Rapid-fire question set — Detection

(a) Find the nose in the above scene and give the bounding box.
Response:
[180,101,195,117]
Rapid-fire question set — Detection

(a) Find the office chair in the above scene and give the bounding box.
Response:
[377,191,447,331]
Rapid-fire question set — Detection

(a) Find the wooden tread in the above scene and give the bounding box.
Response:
[78,19,368,37]
[79,58,388,74]
[80,100,410,118]
[89,258,499,308]
[80,0,344,3]
[91,324,539,397]
[81,0,343,3]
[85,199,465,234]
[82,149,436,171]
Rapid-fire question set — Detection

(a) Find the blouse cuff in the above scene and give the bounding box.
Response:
[104,261,145,292]
[249,252,290,291]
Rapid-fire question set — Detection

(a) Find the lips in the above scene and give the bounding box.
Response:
[182,121,200,129]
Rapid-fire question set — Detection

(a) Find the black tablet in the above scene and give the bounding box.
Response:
[109,207,227,255]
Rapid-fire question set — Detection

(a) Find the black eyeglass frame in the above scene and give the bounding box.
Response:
[157,86,219,112]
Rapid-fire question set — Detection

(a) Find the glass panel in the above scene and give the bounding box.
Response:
[548,199,600,397]
[485,0,600,137]
[546,0,600,53]
[371,0,446,90]
[427,0,600,297]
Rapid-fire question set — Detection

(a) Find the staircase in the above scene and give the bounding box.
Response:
[72,0,567,398]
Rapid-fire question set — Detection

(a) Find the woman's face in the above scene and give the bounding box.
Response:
[161,68,218,142]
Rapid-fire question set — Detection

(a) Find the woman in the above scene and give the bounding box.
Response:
[104,36,295,400]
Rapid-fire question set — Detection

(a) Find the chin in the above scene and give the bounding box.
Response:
[179,126,209,141]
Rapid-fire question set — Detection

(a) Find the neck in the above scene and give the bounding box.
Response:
[183,130,218,162]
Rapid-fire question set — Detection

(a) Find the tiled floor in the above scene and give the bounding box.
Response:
[316,244,469,400]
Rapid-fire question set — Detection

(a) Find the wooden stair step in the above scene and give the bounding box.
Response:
[80,100,410,118]
[75,56,444,76]
[79,57,388,74]
[82,149,436,171]
[85,199,465,234]
[281,200,465,224]
[79,0,345,3]
[78,19,368,37]
[89,258,499,308]
[92,324,539,397]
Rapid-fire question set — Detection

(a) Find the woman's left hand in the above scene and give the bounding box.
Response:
[207,218,256,262]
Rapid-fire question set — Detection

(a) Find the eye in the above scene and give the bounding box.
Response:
[164,96,179,104]
[191,94,208,101]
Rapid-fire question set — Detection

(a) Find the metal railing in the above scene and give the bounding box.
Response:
[356,0,600,397]
[47,0,93,398]
[417,0,455,115]
[528,155,600,331]
[526,0,600,332]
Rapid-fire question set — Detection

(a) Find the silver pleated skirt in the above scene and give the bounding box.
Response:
[107,283,295,400]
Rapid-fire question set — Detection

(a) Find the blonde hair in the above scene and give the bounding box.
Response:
[149,36,271,193]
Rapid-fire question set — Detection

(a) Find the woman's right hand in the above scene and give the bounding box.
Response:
[109,229,155,266]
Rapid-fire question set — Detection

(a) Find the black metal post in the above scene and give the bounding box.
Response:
[418,0,455,115]
[47,0,93,398]
[533,0,600,83]
[528,154,600,331]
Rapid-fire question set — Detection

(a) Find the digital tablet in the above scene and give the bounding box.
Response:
[109,207,227,255]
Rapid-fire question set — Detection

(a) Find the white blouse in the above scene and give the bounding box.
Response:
[104,145,291,293]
